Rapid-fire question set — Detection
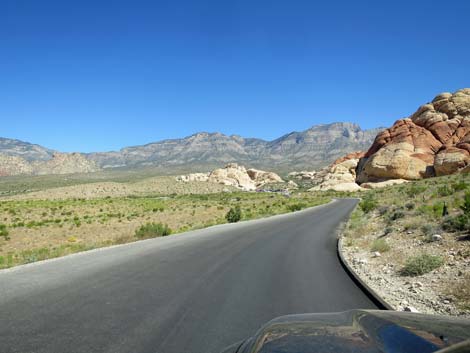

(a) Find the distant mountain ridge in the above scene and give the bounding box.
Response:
[0,137,56,161]
[0,122,383,176]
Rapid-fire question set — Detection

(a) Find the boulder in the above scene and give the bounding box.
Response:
[434,147,470,176]
[208,163,256,191]
[310,155,364,192]
[361,179,409,189]
[178,163,284,191]
[287,171,317,180]
[247,168,284,186]
[357,88,470,182]
[175,173,209,182]
[287,180,299,189]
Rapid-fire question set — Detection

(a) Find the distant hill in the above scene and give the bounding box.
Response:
[0,122,382,176]
[0,137,55,161]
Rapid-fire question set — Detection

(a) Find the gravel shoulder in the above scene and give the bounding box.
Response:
[339,211,470,318]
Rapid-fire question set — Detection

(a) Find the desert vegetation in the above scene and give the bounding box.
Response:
[0,175,331,269]
[342,173,470,316]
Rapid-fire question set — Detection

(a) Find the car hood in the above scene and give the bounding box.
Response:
[227,310,470,353]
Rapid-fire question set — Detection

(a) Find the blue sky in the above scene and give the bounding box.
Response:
[1,0,469,152]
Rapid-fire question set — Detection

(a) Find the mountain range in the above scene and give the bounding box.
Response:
[0,122,382,176]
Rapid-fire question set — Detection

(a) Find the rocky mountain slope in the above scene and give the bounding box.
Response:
[0,122,381,176]
[86,122,381,172]
[0,152,99,177]
[0,137,55,161]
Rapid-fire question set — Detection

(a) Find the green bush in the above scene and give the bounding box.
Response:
[226,206,242,223]
[437,185,453,197]
[387,209,405,222]
[452,180,468,192]
[359,196,378,213]
[421,224,438,236]
[417,203,445,218]
[442,215,470,232]
[370,238,390,252]
[460,192,470,215]
[0,224,9,240]
[401,254,444,276]
[377,205,389,216]
[135,222,172,239]
[406,184,426,197]
[287,203,307,212]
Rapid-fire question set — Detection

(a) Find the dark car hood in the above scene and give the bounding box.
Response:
[228,310,470,353]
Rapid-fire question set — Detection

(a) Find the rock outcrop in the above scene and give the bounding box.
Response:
[357,89,470,182]
[361,179,409,189]
[310,152,364,192]
[246,168,284,185]
[176,173,209,182]
[208,163,257,191]
[287,171,317,180]
[178,163,284,191]
[0,154,34,176]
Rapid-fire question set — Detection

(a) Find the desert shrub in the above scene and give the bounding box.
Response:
[226,206,242,223]
[452,181,468,192]
[387,209,405,222]
[0,224,9,240]
[417,203,445,218]
[287,203,307,212]
[400,254,444,276]
[135,222,171,239]
[437,185,453,197]
[406,184,426,197]
[359,195,378,214]
[378,205,389,216]
[370,238,390,252]
[442,215,470,232]
[441,192,470,232]
[460,192,470,215]
[421,224,439,236]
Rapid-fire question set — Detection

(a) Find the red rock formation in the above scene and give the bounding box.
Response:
[357,88,470,182]
[332,151,366,166]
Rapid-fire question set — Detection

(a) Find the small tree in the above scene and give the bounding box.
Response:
[226,206,242,223]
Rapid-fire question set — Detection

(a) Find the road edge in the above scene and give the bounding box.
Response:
[337,234,394,311]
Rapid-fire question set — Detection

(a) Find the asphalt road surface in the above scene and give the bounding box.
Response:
[0,198,377,353]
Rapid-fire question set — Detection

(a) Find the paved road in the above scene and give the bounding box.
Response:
[0,198,377,353]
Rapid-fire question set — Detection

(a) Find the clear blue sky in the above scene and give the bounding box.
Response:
[1,0,469,152]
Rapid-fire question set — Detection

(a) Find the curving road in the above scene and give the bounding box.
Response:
[0,198,377,353]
